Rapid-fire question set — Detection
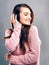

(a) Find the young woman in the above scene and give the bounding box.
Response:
[4,3,41,65]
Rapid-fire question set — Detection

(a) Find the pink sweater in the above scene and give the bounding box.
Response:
[5,22,41,65]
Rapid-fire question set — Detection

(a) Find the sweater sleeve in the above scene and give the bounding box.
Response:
[9,26,41,65]
[5,22,21,52]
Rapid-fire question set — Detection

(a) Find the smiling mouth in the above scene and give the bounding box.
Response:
[26,21,30,23]
[25,19,30,22]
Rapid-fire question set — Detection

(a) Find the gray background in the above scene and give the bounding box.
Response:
[0,0,49,65]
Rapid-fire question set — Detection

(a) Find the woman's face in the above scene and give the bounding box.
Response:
[20,7,31,25]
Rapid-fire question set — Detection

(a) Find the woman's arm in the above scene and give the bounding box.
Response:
[6,26,41,65]
[5,22,21,52]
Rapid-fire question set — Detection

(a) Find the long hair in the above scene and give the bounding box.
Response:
[4,3,34,53]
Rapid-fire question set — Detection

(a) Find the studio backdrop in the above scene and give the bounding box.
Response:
[0,0,49,65]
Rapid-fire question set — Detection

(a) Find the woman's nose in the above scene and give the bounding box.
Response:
[28,16,31,20]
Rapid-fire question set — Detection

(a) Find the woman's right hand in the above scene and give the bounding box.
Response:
[10,13,18,24]
[4,53,11,61]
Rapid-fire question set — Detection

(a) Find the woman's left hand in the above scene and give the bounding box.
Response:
[4,53,11,61]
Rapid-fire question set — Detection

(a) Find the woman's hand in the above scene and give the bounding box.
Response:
[4,53,11,61]
[5,29,12,37]
[10,13,18,24]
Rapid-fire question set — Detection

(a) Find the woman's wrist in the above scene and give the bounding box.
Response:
[13,21,22,30]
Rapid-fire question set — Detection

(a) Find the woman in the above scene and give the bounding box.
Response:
[4,3,41,65]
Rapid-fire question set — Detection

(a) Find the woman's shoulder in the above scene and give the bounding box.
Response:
[30,25,41,45]
[30,25,38,33]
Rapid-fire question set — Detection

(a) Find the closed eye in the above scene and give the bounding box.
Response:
[24,12,31,17]
[24,13,28,16]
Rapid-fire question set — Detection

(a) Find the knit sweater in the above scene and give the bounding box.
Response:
[5,22,41,65]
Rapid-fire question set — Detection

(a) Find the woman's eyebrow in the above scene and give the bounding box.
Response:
[24,12,31,15]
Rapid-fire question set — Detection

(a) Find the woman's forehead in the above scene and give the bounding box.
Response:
[20,7,31,14]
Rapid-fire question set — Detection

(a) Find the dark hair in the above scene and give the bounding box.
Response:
[4,3,34,53]
[13,3,34,24]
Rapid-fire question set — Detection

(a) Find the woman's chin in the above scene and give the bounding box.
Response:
[22,23,30,26]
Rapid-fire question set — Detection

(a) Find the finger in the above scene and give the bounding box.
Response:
[10,13,15,24]
[11,14,12,21]
[4,54,8,61]
[15,15,19,23]
[15,15,17,20]
[12,14,15,21]
[10,13,13,24]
